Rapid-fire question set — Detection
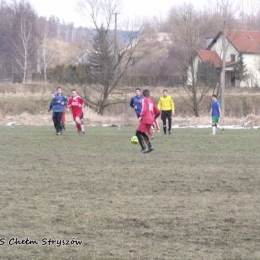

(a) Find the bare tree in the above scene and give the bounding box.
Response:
[12,18,34,83]
[10,1,37,83]
[40,22,57,82]
[0,1,12,81]
[76,0,152,115]
[168,4,217,116]
[237,0,260,30]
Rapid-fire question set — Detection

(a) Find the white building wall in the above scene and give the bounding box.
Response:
[187,55,201,85]
[210,34,238,61]
[225,40,239,62]
[243,54,260,87]
[209,36,221,54]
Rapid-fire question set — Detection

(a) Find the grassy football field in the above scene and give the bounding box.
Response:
[0,125,259,260]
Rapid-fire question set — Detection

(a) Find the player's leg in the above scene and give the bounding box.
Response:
[53,112,60,134]
[136,123,152,153]
[167,111,172,134]
[74,116,82,134]
[212,122,216,135]
[215,121,224,133]
[150,125,154,139]
[141,132,154,152]
[154,119,160,132]
[80,112,85,134]
[53,112,63,135]
[161,112,167,135]
[53,112,58,133]
[61,111,66,131]
[61,122,65,131]
[212,116,218,135]
[56,112,63,134]
[136,130,147,152]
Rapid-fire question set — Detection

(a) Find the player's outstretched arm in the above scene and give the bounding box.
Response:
[219,108,223,118]
[157,98,161,110]
[208,108,212,116]
[130,98,135,108]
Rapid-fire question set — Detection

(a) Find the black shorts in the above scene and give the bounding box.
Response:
[136,113,140,119]
[80,112,84,119]
[161,110,172,121]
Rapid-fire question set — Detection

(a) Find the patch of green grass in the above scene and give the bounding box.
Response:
[0,125,259,259]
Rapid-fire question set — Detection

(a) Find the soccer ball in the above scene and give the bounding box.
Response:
[131,136,138,144]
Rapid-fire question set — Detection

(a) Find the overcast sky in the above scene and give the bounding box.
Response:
[25,0,210,27]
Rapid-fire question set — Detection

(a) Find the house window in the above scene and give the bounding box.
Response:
[231,54,236,61]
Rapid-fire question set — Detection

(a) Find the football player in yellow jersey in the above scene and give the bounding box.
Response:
[157,90,175,135]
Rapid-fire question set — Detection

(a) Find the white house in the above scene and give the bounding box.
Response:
[189,30,260,87]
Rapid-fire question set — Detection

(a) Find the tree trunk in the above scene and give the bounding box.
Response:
[23,48,27,84]
[44,64,47,82]
[193,93,199,117]
[98,89,109,115]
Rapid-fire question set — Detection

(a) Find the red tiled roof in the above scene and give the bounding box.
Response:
[226,61,238,67]
[197,50,222,68]
[197,50,238,68]
[227,30,260,53]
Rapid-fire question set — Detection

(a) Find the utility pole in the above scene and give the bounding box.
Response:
[221,19,227,117]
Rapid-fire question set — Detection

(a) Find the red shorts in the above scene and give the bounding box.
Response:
[73,113,82,120]
[137,123,152,136]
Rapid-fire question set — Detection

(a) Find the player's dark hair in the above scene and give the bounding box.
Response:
[142,89,150,97]
[71,89,77,93]
[57,87,62,90]
[212,94,217,98]
[135,88,141,92]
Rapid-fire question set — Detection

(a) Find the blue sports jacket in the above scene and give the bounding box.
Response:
[130,95,144,115]
[51,93,68,112]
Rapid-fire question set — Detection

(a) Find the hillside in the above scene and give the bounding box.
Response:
[46,38,81,66]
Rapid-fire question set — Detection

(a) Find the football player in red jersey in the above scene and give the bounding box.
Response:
[67,89,85,134]
[136,89,160,153]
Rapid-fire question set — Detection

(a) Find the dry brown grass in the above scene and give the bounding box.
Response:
[3,111,260,128]
[1,83,260,126]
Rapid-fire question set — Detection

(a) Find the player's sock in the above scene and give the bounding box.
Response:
[216,123,222,129]
[141,133,154,152]
[136,131,146,150]
[81,124,84,132]
[142,132,152,147]
[212,126,216,134]
[216,124,224,133]
[77,123,82,132]
[163,126,166,134]
[168,118,172,133]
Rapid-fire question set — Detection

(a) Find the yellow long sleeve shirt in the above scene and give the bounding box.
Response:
[157,96,175,113]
